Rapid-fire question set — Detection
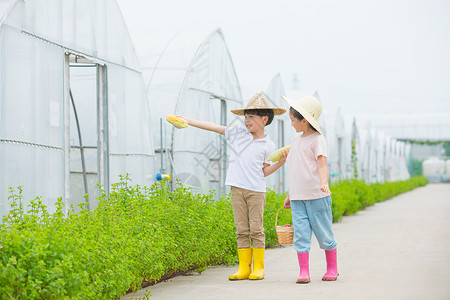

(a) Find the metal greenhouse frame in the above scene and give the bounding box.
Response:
[0,0,154,217]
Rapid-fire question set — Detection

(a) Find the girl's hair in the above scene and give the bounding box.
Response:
[244,109,274,126]
[290,107,304,121]
[289,107,317,132]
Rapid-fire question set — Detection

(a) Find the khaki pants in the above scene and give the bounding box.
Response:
[230,186,266,249]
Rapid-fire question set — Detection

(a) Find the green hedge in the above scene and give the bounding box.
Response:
[0,178,237,299]
[329,176,428,222]
[0,176,427,299]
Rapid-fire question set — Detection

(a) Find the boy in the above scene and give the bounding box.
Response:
[178,92,286,280]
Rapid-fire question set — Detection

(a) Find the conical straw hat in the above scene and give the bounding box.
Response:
[231,92,286,116]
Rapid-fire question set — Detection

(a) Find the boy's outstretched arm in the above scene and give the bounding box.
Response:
[179,115,225,135]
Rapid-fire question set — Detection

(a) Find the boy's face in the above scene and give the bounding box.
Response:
[244,113,267,133]
[289,111,308,133]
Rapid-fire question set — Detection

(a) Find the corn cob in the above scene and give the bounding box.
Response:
[166,114,188,128]
[268,145,291,162]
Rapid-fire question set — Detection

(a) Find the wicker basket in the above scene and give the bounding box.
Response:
[275,207,294,244]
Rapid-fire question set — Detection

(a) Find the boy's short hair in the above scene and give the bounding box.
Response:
[289,107,317,132]
[244,109,274,126]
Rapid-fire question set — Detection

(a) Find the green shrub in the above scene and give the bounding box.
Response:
[0,178,236,299]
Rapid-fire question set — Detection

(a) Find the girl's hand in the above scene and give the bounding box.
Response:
[321,183,331,194]
[283,194,291,209]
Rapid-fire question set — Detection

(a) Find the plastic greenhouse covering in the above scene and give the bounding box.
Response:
[321,107,351,181]
[357,113,450,142]
[353,122,410,183]
[355,113,450,182]
[143,28,243,194]
[0,0,154,216]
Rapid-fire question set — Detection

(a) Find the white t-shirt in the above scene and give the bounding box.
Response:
[287,132,331,200]
[225,127,275,192]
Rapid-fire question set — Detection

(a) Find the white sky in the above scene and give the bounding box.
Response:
[117,0,450,120]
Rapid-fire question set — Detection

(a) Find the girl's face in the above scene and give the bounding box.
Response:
[244,114,267,133]
[289,111,307,133]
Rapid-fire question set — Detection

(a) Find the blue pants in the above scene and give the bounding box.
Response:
[291,195,337,253]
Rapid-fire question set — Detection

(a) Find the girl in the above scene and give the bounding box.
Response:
[280,95,338,284]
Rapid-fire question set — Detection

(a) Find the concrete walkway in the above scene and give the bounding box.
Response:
[123,184,450,300]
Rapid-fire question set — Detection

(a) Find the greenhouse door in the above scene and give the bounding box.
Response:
[66,55,108,212]
[209,96,227,194]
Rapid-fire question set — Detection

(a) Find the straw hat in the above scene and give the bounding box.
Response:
[231,92,286,116]
[282,95,323,135]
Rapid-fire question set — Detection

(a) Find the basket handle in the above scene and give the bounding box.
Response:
[275,207,285,227]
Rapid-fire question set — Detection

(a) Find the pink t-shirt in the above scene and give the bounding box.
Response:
[287,132,331,200]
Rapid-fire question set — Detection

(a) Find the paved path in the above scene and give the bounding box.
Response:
[123,184,450,300]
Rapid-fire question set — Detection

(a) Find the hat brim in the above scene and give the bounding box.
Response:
[231,107,286,116]
[282,96,323,135]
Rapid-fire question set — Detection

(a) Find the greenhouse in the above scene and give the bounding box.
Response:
[354,122,411,183]
[357,113,450,142]
[0,0,154,216]
[320,107,349,181]
[143,27,243,194]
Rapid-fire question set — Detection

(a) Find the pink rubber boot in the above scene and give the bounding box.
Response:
[296,252,310,283]
[322,248,338,281]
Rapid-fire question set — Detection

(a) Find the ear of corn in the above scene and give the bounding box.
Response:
[166,114,188,128]
[268,145,291,162]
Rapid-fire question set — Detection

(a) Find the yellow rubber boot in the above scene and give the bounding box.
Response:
[249,248,264,280]
[228,248,252,280]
